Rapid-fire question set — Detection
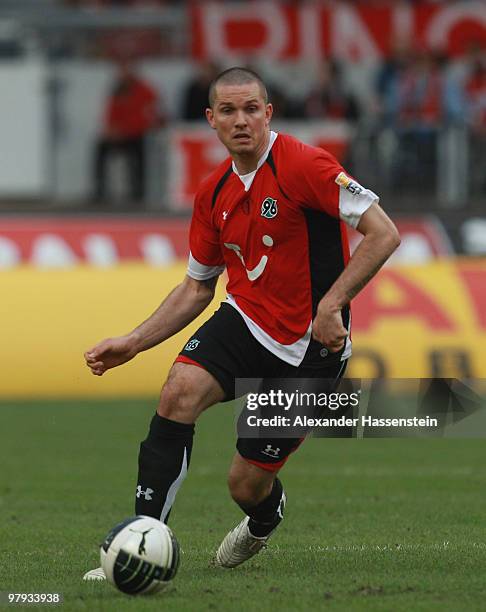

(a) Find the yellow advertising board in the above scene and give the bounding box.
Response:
[348,260,486,379]
[0,263,224,398]
[0,260,485,397]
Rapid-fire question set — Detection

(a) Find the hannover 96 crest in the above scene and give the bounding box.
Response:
[184,339,200,351]
[261,197,278,219]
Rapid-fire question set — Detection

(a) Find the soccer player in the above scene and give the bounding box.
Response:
[83,67,400,579]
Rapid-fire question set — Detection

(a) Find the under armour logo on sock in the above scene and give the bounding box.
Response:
[136,485,154,500]
[262,444,280,458]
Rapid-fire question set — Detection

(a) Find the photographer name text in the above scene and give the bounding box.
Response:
[246,415,439,428]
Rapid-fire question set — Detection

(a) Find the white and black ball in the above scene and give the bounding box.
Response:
[100,516,180,595]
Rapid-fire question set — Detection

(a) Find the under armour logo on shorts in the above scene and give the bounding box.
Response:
[262,444,280,458]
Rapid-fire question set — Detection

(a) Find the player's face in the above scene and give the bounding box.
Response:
[206,82,273,159]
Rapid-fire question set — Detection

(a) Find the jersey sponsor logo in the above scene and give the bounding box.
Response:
[184,338,200,351]
[335,171,363,196]
[224,235,274,282]
[261,197,278,219]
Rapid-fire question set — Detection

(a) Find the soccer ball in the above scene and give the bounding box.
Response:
[100,515,180,595]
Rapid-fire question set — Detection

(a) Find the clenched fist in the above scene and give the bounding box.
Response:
[84,334,140,376]
[312,299,348,353]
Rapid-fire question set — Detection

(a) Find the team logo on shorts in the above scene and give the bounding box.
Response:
[261,197,278,219]
[335,171,363,196]
[184,339,200,351]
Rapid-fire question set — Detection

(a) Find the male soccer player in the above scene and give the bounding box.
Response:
[83,67,400,579]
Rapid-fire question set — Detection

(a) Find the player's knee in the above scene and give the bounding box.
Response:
[156,363,224,423]
[157,375,197,422]
[157,368,200,422]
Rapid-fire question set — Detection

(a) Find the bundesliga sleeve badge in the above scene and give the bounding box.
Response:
[335,171,364,196]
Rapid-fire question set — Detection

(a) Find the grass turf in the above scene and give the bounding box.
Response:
[0,399,485,611]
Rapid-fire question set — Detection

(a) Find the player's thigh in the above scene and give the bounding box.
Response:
[176,302,264,400]
[157,362,225,423]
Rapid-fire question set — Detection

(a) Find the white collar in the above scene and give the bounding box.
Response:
[231,131,278,179]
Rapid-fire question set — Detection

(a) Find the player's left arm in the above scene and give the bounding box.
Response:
[312,202,400,351]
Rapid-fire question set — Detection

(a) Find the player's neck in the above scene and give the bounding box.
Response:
[232,130,270,176]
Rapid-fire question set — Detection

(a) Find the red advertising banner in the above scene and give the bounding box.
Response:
[0,216,451,268]
[168,122,353,210]
[191,2,486,61]
[0,218,188,268]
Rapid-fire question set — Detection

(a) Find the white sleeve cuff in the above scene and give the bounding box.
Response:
[336,172,379,229]
[187,252,225,280]
[339,187,378,228]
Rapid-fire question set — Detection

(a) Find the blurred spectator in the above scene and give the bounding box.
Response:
[304,60,359,122]
[444,42,486,129]
[396,49,444,128]
[460,43,486,194]
[389,48,445,191]
[181,61,220,120]
[463,46,486,134]
[376,38,413,124]
[245,62,295,119]
[265,78,295,119]
[93,59,163,204]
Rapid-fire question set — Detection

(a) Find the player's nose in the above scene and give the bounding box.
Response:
[234,110,248,127]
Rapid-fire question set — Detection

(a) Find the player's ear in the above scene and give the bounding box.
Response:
[265,103,273,126]
[206,107,216,129]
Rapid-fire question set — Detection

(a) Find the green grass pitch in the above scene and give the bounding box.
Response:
[1,399,485,611]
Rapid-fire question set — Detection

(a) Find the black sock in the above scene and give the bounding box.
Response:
[135,413,194,523]
[244,478,286,538]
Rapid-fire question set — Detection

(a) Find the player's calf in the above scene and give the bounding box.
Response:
[136,363,224,522]
[237,477,286,537]
[227,454,285,537]
[216,479,287,568]
[136,412,195,522]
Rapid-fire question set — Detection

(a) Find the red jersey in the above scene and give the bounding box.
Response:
[187,132,378,366]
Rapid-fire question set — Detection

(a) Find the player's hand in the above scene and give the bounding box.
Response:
[312,299,348,353]
[84,335,139,376]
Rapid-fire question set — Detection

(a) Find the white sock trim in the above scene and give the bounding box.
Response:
[160,447,188,523]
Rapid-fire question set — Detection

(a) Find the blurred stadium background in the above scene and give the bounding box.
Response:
[0,0,485,398]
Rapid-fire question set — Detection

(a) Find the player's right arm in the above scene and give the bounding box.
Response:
[85,182,225,376]
[85,275,218,376]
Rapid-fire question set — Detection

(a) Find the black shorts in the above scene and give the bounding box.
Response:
[176,302,348,472]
